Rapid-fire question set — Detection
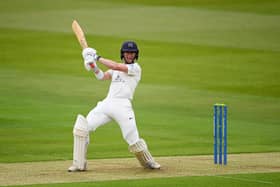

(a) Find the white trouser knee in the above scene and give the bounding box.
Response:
[72,114,89,170]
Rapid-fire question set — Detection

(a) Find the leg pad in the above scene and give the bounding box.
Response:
[129,139,160,169]
[69,114,89,172]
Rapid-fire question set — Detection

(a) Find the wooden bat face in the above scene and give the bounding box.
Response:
[72,20,88,49]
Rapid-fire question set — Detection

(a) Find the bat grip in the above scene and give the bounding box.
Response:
[89,63,95,68]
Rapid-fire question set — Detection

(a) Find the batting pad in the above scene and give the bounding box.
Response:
[129,139,155,168]
[72,114,89,170]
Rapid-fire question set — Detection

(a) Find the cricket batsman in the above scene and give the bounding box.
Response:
[68,41,161,172]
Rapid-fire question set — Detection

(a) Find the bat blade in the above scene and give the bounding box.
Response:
[72,20,88,49]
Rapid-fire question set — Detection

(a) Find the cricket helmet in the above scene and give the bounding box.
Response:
[120,41,139,60]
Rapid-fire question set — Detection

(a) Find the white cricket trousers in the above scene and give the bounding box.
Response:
[86,98,140,145]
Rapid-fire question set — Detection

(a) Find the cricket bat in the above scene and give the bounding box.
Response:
[72,20,88,49]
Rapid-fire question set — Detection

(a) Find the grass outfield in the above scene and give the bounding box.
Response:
[0,0,280,186]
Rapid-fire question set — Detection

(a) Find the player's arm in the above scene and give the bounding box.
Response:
[100,70,112,80]
[97,57,128,73]
[82,47,132,80]
[98,56,141,77]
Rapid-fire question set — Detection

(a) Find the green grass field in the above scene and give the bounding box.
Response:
[1,0,280,186]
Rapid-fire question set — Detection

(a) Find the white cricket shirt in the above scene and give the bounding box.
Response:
[106,63,141,101]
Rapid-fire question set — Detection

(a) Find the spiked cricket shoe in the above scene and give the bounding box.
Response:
[146,161,161,169]
[68,165,86,172]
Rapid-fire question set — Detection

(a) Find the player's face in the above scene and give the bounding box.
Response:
[124,52,136,64]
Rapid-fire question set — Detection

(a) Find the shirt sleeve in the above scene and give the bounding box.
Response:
[126,63,141,76]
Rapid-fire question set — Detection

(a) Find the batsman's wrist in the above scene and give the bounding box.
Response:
[92,65,99,73]
[94,69,104,80]
[95,55,101,61]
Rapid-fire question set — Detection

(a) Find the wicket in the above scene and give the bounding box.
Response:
[213,103,227,165]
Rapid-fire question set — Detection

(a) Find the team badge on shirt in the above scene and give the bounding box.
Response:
[113,74,125,83]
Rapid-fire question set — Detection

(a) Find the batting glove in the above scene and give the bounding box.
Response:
[82,47,96,62]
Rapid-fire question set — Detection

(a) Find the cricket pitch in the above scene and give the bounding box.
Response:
[0,152,280,186]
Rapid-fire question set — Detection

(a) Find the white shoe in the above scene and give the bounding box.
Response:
[68,165,86,172]
[146,161,161,169]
